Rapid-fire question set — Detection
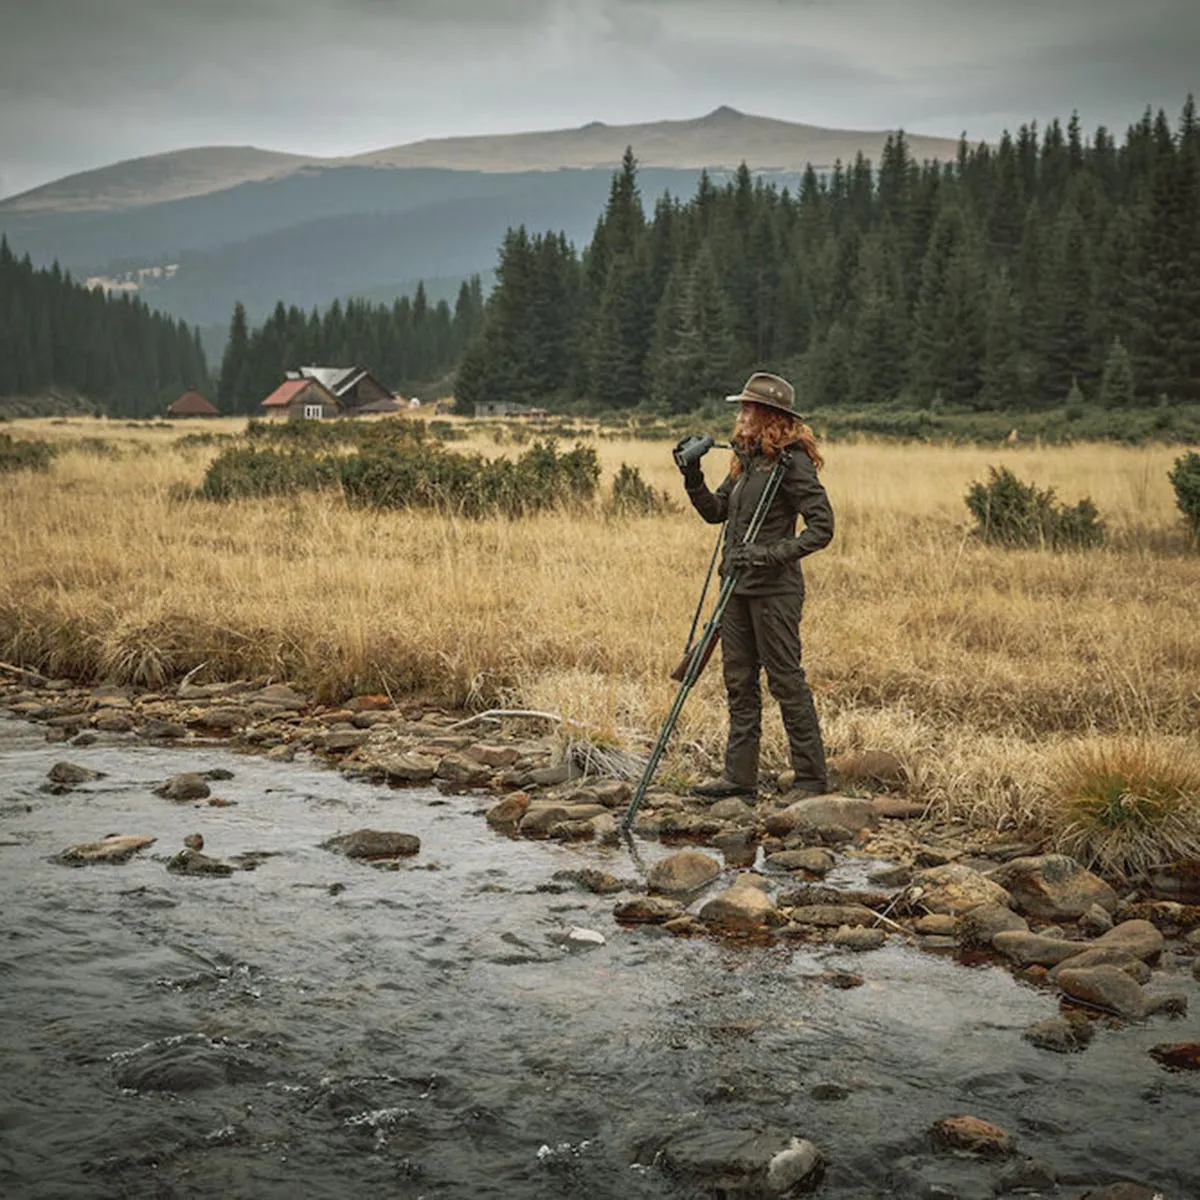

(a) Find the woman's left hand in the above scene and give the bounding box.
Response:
[729,543,783,569]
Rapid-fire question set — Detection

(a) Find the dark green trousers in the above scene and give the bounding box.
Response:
[720,589,827,789]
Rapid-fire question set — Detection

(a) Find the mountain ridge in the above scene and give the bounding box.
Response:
[2,108,966,215]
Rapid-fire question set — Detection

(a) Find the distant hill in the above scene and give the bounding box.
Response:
[0,107,966,334]
[2,108,964,215]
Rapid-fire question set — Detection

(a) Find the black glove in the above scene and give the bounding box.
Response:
[673,436,705,485]
[728,542,787,570]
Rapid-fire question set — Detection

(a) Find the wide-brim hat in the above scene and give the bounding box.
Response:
[726,371,802,418]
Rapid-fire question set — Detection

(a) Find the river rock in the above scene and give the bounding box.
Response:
[1091,919,1164,962]
[551,868,632,895]
[1055,964,1148,1018]
[93,708,134,732]
[137,718,187,740]
[583,779,632,809]
[376,751,438,783]
[764,848,836,876]
[45,761,103,789]
[198,706,248,731]
[913,913,957,936]
[1080,1185,1168,1200]
[613,896,683,924]
[486,791,530,828]
[464,742,520,769]
[786,904,879,928]
[250,683,308,710]
[1023,1011,1095,1053]
[652,1127,823,1196]
[929,1114,1013,1158]
[518,805,572,836]
[1048,947,1152,984]
[648,850,721,895]
[764,794,877,837]
[995,1156,1059,1194]
[323,729,370,752]
[832,924,886,950]
[992,930,1086,967]
[699,884,777,931]
[912,863,1012,915]
[435,751,492,786]
[1145,858,1200,903]
[780,883,891,910]
[707,796,756,822]
[956,903,1029,947]
[167,848,233,876]
[714,829,759,868]
[322,829,420,859]
[56,834,156,866]
[988,853,1118,920]
[1080,902,1115,935]
[1149,1041,1200,1071]
[153,772,211,802]
[1122,900,1200,935]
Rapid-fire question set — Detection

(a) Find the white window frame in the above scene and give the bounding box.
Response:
[302,404,322,420]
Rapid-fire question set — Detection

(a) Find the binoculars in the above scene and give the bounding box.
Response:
[673,434,726,470]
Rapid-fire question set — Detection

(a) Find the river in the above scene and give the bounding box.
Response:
[1,715,1197,1199]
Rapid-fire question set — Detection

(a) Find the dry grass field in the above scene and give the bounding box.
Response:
[3,415,1199,853]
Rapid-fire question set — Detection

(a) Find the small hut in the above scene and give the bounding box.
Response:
[167,388,219,418]
[261,378,340,420]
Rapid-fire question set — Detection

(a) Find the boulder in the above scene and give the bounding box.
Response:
[517,805,572,836]
[648,850,721,895]
[56,834,156,866]
[137,718,186,740]
[323,729,370,752]
[700,885,777,931]
[988,853,1117,920]
[992,930,1087,967]
[764,794,877,836]
[46,761,102,788]
[322,829,420,859]
[198,706,248,731]
[707,797,757,822]
[1055,964,1148,1019]
[832,924,887,951]
[1048,947,1151,984]
[435,752,492,786]
[1022,1012,1095,1053]
[956,903,1029,948]
[153,772,211,802]
[375,751,438,783]
[763,848,836,876]
[93,708,134,733]
[1080,902,1115,935]
[1092,919,1164,962]
[167,848,233,876]
[1148,1041,1200,1071]
[584,779,632,810]
[912,863,1012,915]
[786,904,879,928]
[613,896,683,925]
[485,791,531,829]
[913,913,957,936]
[652,1127,823,1196]
[250,683,308,710]
[464,742,520,769]
[929,1114,1013,1158]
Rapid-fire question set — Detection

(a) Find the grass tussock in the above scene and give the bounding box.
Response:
[1,416,1199,858]
[1051,737,1200,878]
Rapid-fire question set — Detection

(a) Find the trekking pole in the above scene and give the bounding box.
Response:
[620,455,790,835]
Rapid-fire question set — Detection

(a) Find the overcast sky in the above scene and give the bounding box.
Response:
[1,0,1196,198]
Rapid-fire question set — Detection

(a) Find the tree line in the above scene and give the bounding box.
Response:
[0,237,210,417]
[217,280,485,413]
[455,97,1200,415]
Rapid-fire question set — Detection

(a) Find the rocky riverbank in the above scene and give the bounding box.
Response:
[4,665,1199,1197]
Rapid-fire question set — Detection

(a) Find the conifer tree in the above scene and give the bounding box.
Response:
[1098,337,1136,407]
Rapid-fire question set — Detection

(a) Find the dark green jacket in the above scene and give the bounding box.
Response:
[685,444,834,595]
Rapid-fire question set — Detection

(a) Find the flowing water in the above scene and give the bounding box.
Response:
[1,714,1197,1200]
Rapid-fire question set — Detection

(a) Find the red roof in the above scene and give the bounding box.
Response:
[167,388,219,416]
[262,378,335,408]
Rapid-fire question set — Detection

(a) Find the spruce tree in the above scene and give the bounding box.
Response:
[1097,337,1136,407]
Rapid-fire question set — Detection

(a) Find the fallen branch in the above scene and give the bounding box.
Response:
[449,708,564,729]
[0,660,46,681]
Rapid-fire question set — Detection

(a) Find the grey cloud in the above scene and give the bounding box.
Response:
[0,0,1196,197]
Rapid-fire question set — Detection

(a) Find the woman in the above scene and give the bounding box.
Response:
[676,371,834,800]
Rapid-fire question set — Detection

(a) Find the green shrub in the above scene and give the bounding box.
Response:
[1168,450,1200,542]
[197,446,340,500]
[0,433,56,473]
[965,466,1105,549]
[606,463,675,516]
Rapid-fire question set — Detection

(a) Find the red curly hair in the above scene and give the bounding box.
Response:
[729,402,824,478]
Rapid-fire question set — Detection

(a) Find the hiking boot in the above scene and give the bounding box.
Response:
[787,778,829,799]
[691,775,757,800]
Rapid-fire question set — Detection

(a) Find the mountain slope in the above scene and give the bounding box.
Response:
[2,108,964,215]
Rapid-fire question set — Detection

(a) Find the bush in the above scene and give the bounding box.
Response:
[197,446,340,500]
[0,433,55,473]
[1053,738,1200,878]
[965,466,1105,549]
[1168,450,1200,542]
[605,463,675,516]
